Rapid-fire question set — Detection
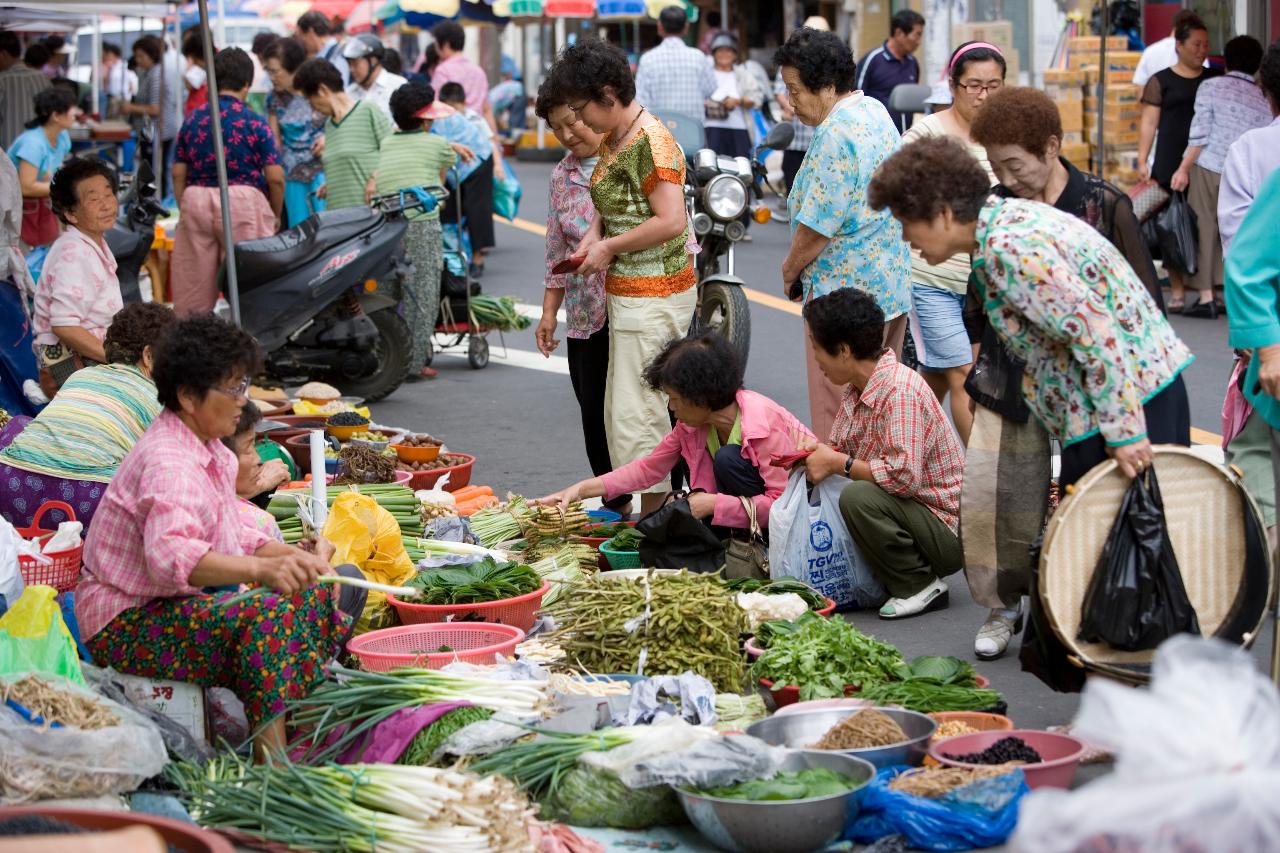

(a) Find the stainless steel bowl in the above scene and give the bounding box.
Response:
[746,707,937,768]
[674,750,875,853]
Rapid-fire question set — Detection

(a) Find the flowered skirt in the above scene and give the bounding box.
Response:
[86,586,351,732]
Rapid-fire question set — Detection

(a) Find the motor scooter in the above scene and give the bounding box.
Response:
[106,160,168,305]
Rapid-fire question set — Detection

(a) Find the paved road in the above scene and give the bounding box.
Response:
[374,160,1271,733]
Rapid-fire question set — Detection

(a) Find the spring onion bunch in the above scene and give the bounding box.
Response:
[269,484,424,543]
[169,754,534,852]
[468,727,641,800]
[469,498,532,547]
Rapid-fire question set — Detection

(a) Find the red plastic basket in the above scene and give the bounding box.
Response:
[347,622,525,671]
[17,501,82,592]
[387,581,551,631]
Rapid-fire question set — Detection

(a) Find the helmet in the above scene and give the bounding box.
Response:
[341,33,386,61]
[709,33,739,55]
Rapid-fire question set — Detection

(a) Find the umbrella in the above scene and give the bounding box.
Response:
[644,0,695,21]
[492,0,541,18]
[459,0,507,23]
[595,0,643,18]
[545,0,592,15]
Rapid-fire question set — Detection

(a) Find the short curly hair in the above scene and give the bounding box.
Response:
[643,332,743,411]
[548,38,635,107]
[49,157,118,225]
[264,36,307,74]
[1224,35,1264,74]
[868,135,991,224]
[774,28,855,94]
[292,57,343,96]
[1261,41,1280,109]
[390,81,435,130]
[27,87,77,129]
[534,76,567,121]
[803,288,885,360]
[153,314,263,411]
[104,302,176,365]
[970,86,1062,159]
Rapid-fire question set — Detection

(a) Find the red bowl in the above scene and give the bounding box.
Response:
[929,729,1086,789]
[0,806,232,852]
[406,453,476,491]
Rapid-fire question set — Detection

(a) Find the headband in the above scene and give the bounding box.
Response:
[950,41,1003,73]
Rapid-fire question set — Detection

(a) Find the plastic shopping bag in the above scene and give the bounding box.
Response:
[1153,191,1198,275]
[1011,635,1280,853]
[323,491,416,633]
[1076,468,1200,651]
[0,585,85,685]
[768,470,886,609]
[493,159,522,221]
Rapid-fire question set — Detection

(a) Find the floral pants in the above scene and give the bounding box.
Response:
[87,586,351,731]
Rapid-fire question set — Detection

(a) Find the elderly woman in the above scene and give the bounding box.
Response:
[263,37,328,228]
[900,41,1007,445]
[33,157,124,393]
[9,87,78,248]
[0,303,173,530]
[541,332,813,532]
[957,86,1164,659]
[77,314,350,759]
[774,27,911,439]
[293,58,389,211]
[870,135,1192,490]
[704,33,764,160]
[547,39,699,516]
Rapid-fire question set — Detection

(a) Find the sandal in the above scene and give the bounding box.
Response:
[1167,297,1186,313]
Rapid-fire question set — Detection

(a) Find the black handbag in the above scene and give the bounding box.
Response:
[636,491,725,574]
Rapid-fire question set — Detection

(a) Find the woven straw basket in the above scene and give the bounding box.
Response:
[1039,447,1274,682]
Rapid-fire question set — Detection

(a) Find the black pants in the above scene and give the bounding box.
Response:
[139,136,176,198]
[442,155,495,253]
[712,445,766,497]
[705,127,752,159]
[782,149,805,194]
[566,326,629,510]
[1059,374,1191,489]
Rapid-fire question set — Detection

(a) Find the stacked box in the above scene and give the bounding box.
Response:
[1061,141,1092,171]
[954,21,1021,80]
[1044,68,1087,101]
[1067,36,1130,70]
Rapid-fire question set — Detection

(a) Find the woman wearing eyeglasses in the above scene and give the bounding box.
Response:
[898,41,1006,446]
[77,314,356,763]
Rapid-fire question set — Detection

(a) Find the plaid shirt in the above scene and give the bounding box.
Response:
[828,350,964,532]
[76,409,272,639]
[635,37,716,121]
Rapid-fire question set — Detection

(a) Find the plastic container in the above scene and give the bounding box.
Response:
[17,502,82,592]
[326,423,362,441]
[929,711,1014,734]
[599,540,641,570]
[394,442,441,463]
[387,580,551,632]
[929,729,1086,789]
[586,508,623,525]
[347,622,525,671]
[407,453,476,491]
[0,806,232,853]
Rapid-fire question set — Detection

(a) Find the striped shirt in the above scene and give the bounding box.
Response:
[0,64,51,149]
[321,100,389,210]
[374,129,456,221]
[1186,71,1272,175]
[0,363,161,482]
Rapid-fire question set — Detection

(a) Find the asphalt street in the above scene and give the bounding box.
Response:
[373,159,1272,734]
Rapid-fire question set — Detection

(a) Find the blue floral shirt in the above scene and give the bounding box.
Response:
[429,111,492,185]
[788,94,911,317]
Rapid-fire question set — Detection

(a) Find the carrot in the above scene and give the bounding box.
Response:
[451,487,493,504]
[456,496,499,516]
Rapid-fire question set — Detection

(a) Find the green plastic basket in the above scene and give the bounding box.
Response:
[599,540,642,570]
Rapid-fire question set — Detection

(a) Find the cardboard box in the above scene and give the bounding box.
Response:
[1086,67,1138,85]
[1068,36,1129,53]
[1061,141,1091,167]
[1084,113,1140,135]
[114,672,207,744]
[1061,131,1086,145]
[953,21,1021,80]
[1046,82,1086,101]
[1058,100,1084,132]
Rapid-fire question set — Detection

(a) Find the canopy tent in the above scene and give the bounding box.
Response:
[178,0,261,26]
[594,0,643,19]
[370,0,457,28]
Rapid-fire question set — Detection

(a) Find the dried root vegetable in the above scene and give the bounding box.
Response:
[887,764,1015,798]
[810,709,908,750]
[1,675,118,730]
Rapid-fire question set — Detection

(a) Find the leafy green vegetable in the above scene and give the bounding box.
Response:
[583,522,633,539]
[749,615,904,701]
[753,611,822,648]
[405,557,541,604]
[542,764,686,828]
[397,705,493,766]
[692,768,862,801]
[857,680,1003,713]
[892,655,977,686]
[725,578,827,610]
[605,528,645,550]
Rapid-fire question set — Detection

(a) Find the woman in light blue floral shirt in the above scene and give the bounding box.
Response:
[775,27,911,437]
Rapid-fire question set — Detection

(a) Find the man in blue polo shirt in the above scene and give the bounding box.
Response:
[856,9,925,133]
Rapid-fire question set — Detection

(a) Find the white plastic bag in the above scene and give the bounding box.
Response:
[0,515,31,607]
[1011,635,1280,853]
[768,469,886,608]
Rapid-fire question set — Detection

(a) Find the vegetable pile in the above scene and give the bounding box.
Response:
[811,709,908,750]
[604,528,644,550]
[269,483,423,543]
[1,675,118,730]
[750,612,904,701]
[405,557,542,604]
[726,577,828,611]
[946,736,1043,766]
[397,705,493,766]
[332,443,396,484]
[470,294,533,332]
[691,768,863,801]
[887,765,1015,798]
[395,452,471,474]
[548,570,747,691]
[327,411,368,426]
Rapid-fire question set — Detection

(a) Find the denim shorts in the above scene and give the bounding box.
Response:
[908,283,971,370]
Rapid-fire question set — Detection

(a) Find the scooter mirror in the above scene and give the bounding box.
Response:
[762,123,795,151]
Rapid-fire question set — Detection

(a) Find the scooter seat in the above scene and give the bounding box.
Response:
[235,207,382,286]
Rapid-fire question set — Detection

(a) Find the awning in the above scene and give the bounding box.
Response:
[545,0,592,15]
[644,0,695,22]
[595,0,643,19]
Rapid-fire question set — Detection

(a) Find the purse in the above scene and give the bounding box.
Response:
[1128,178,1170,223]
[636,490,726,574]
[20,198,59,248]
[722,496,769,581]
[704,98,731,120]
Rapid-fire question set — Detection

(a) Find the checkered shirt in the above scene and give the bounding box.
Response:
[635,37,716,122]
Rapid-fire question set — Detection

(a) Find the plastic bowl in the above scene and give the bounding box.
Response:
[347,622,525,671]
[747,706,937,769]
[395,442,441,463]
[387,580,551,632]
[0,806,233,853]
[406,453,476,491]
[586,508,622,524]
[599,540,641,570]
[929,711,1014,735]
[326,423,363,441]
[929,729,1086,789]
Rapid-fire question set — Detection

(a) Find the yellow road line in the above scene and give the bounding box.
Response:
[1191,427,1221,445]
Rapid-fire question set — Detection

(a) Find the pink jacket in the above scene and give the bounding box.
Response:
[599,390,814,529]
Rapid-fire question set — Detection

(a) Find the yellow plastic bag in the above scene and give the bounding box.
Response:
[323,492,415,634]
[292,400,372,418]
[0,585,86,685]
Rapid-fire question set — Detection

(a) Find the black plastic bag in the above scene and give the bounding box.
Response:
[1077,468,1200,651]
[636,491,725,573]
[1153,192,1198,276]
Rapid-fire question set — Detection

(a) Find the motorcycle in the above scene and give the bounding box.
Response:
[106,160,168,306]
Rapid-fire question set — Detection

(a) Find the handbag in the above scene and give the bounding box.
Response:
[636,490,726,574]
[722,496,769,580]
[1127,178,1170,223]
[704,98,731,120]
[20,198,59,248]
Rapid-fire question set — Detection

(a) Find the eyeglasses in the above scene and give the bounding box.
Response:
[959,80,1003,95]
[567,100,589,117]
[212,376,252,401]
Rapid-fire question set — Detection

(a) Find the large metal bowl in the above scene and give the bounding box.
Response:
[746,706,936,768]
[674,750,875,853]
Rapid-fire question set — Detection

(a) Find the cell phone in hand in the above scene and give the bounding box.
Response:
[789,282,803,302]
[552,257,584,275]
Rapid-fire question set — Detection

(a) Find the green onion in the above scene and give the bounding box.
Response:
[468,727,640,800]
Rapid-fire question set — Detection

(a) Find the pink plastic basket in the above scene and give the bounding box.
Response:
[387,581,551,631]
[347,622,526,671]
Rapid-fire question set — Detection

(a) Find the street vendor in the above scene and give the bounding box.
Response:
[540,332,813,531]
[0,302,175,529]
[76,314,352,760]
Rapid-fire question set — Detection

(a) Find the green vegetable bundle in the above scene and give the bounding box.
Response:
[469,295,533,331]
[547,570,747,691]
[857,679,1003,713]
[469,728,639,799]
[894,655,978,686]
[726,577,827,610]
[604,528,645,550]
[692,768,862,801]
[268,483,424,543]
[750,614,904,701]
[405,557,541,604]
[541,763,686,829]
[398,705,493,766]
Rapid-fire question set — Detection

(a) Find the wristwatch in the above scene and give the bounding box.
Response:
[843,455,854,476]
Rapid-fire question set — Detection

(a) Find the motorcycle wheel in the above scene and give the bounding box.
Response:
[337,307,412,402]
[698,281,751,364]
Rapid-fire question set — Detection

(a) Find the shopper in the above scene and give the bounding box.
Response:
[775,26,911,439]
[547,38,699,516]
[121,35,183,199]
[1137,11,1219,313]
[0,32,52,149]
[704,33,763,160]
[870,135,1192,490]
[900,41,1007,445]
[294,57,389,211]
[433,82,496,279]
[1219,40,1280,252]
[1168,35,1270,318]
[263,37,327,228]
[170,48,283,316]
[343,33,408,125]
[180,29,210,117]
[634,5,716,124]
[429,21,496,131]
[1132,9,1210,91]
[9,87,78,249]
[101,42,137,116]
[855,9,924,132]
[799,287,963,619]
[772,16,829,205]
[295,10,349,85]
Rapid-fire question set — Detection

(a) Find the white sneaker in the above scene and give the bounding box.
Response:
[975,606,1023,660]
[878,578,949,619]
[22,379,47,405]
